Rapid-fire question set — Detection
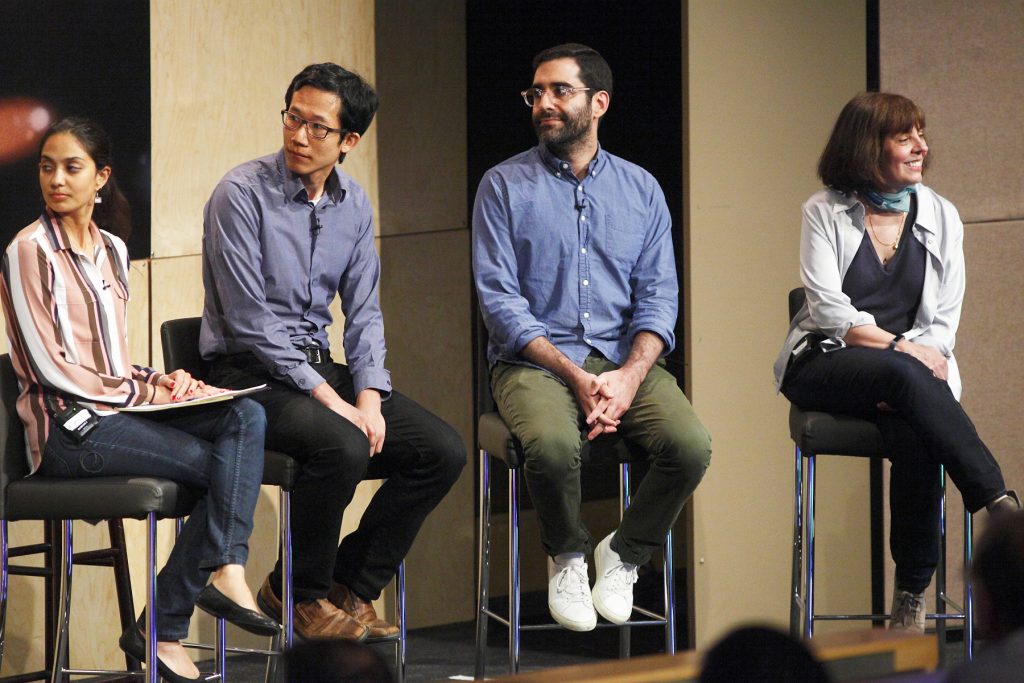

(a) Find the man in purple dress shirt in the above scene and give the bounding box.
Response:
[201,63,465,641]
[473,44,711,633]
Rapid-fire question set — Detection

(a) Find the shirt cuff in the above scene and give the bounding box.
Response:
[284,362,327,394]
[353,367,393,400]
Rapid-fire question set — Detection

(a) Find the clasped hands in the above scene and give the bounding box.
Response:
[574,367,642,441]
[153,369,227,404]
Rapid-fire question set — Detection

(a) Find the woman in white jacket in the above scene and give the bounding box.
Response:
[774,92,1018,634]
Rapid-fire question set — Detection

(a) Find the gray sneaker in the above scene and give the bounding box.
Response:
[889,590,926,634]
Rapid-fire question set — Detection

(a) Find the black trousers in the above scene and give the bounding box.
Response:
[208,353,466,601]
[782,345,1006,593]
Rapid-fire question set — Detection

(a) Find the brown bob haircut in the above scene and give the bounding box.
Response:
[817,92,928,194]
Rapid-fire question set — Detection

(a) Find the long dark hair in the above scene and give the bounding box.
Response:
[39,118,133,241]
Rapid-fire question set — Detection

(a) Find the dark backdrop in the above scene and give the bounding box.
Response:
[0,1,151,259]
[467,0,684,505]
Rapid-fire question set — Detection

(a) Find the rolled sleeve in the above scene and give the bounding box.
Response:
[626,179,677,353]
[472,171,550,361]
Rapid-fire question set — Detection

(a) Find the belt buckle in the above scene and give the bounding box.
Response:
[306,347,323,364]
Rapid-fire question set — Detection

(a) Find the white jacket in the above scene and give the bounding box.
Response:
[773,185,965,399]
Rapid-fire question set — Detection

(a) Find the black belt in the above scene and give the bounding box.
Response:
[299,346,329,364]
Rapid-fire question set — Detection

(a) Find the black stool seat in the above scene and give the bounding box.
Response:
[262,449,298,490]
[789,405,887,457]
[6,476,196,521]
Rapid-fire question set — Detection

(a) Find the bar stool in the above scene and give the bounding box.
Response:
[784,288,973,659]
[160,318,406,683]
[474,411,676,678]
[0,354,198,683]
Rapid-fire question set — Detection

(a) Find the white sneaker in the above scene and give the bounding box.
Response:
[547,557,596,631]
[592,533,637,625]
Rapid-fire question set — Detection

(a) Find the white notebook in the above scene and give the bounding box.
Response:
[119,384,268,412]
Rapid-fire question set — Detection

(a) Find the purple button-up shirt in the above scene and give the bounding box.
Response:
[201,149,391,397]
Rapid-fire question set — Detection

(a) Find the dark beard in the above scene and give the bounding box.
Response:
[533,104,590,157]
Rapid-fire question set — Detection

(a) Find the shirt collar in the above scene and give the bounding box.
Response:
[41,208,104,256]
[275,148,346,205]
[535,142,608,179]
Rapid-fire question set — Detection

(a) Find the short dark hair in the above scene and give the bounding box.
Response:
[532,43,613,99]
[971,510,1024,640]
[817,92,928,195]
[285,63,379,136]
[700,626,831,683]
[39,118,133,241]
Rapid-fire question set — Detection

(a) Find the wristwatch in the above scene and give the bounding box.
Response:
[888,334,905,351]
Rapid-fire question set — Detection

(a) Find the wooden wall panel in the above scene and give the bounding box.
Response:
[150,0,378,259]
[880,1,1024,223]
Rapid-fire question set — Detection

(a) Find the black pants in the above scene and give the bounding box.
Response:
[209,353,466,601]
[782,345,1006,593]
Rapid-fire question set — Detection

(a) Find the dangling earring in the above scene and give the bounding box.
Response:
[94,191,103,204]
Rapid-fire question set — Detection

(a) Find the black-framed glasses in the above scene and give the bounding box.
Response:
[520,85,592,107]
[281,110,345,141]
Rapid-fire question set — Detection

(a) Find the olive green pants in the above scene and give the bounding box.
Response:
[491,355,711,566]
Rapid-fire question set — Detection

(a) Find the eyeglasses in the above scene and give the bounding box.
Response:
[520,85,592,107]
[281,110,345,141]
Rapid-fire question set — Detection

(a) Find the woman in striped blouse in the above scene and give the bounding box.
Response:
[1,118,277,682]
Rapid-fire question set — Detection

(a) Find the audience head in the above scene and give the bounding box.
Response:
[817,91,929,196]
[38,117,132,240]
[700,625,831,683]
[972,510,1024,641]
[285,639,394,683]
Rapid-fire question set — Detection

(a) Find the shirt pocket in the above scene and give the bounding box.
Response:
[603,208,646,266]
[53,283,101,347]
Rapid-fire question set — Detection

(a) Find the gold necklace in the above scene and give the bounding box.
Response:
[866,211,905,251]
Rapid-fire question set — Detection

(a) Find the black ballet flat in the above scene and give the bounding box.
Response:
[195,583,281,636]
[118,625,203,683]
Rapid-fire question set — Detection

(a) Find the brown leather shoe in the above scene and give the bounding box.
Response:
[257,575,368,642]
[328,582,400,641]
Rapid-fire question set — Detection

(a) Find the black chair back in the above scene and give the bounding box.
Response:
[789,287,806,321]
[160,317,209,377]
[0,355,28,518]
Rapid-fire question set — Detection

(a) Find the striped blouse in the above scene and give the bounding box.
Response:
[1,210,163,473]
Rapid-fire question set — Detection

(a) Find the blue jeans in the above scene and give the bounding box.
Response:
[38,398,266,640]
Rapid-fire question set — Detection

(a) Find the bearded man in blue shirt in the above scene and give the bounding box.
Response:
[200,63,465,642]
[473,44,711,632]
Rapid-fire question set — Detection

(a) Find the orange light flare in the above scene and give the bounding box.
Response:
[0,97,54,165]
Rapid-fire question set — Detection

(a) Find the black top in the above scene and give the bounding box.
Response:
[842,197,925,335]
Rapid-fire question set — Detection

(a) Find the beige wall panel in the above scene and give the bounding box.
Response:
[880,1,1024,223]
[687,0,867,646]
[374,0,467,236]
[4,521,47,673]
[128,259,151,366]
[149,255,205,360]
[377,230,473,626]
[151,0,379,259]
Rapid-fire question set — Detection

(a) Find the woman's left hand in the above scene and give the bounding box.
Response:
[159,369,203,401]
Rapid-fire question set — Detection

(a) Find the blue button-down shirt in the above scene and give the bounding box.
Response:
[200,149,391,397]
[473,144,678,370]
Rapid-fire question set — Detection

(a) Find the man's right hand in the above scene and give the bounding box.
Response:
[571,372,618,440]
[311,381,374,454]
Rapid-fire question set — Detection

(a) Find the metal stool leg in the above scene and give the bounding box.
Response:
[663,529,676,654]
[50,520,73,683]
[474,449,492,680]
[618,463,632,659]
[395,561,406,683]
[508,465,520,675]
[790,447,805,637]
[145,513,158,683]
[805,454,817,638]
[964,508,973,661]
[0,520,8,671]
[266,489,293,683]
[936,467,948,664]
